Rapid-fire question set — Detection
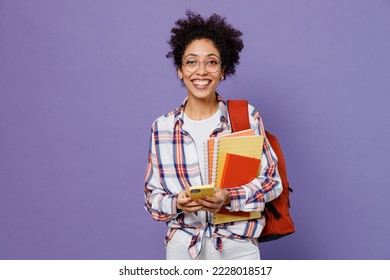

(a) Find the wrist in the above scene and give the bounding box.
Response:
[223,189,231,206]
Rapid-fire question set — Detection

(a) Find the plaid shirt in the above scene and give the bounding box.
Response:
[144,94,282,259]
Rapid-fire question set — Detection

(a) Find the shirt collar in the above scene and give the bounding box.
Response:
[173,93,229,128]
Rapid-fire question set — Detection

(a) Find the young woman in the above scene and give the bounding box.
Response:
[144,11,282,260]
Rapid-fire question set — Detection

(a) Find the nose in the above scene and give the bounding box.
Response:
[196,61,208,75]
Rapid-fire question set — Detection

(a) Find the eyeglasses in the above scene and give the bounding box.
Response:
[181,57,222,73]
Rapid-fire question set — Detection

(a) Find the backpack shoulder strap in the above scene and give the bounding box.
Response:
[227,100,251,132]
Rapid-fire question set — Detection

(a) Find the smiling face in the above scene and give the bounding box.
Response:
[178,38,224,102]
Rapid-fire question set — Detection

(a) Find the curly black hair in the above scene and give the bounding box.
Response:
[166,10,244,77]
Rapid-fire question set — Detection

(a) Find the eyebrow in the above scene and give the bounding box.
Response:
[183,53,220,59]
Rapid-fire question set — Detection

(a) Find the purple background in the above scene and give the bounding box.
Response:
[1,0,389,260]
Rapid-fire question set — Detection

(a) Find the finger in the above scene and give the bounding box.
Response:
[178,197,193,204]
[196,199,221,211]
[177,191,190,202]
[201,196,223,203]
[179,200,203,209]
[196,197,223,207]
[186,199,205,205]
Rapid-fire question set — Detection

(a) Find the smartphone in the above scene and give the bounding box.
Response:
[188,184,215,199]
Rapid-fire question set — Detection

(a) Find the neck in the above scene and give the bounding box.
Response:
[184,94,219,121]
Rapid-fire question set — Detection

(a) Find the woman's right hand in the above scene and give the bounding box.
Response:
[176,190,203,213]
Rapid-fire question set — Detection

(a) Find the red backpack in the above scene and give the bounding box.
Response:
[227,100,295,242]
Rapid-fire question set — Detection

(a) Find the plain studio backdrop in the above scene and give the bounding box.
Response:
[0,0,389,259]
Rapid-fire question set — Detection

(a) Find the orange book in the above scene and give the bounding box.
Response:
[220,153,261,188]
[214,153,262,224]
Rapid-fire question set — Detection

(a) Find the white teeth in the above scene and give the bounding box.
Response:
[193,80,210,86]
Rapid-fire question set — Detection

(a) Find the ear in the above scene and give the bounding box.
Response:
[177,68,183,80]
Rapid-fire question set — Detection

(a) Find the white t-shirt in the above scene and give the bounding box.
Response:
[182,110,221,183]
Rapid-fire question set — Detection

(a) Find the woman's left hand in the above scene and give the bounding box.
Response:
[195,188,231,213]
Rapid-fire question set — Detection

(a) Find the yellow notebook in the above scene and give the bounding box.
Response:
[203,129,255,185]
[215,209,262,225]
[212,135,264,225]
[214,135,264,187]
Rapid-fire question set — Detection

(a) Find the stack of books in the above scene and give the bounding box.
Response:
[203,129,264,224]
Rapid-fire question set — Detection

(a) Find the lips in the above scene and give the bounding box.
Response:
[192,79,211,89]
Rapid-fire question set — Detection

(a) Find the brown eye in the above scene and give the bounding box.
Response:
[185,60,197,65]
[207,60,218,65]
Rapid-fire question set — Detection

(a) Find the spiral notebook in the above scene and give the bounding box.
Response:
[203,129,255,185]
